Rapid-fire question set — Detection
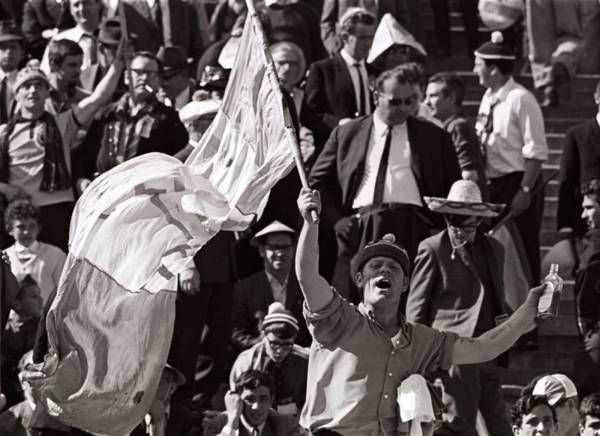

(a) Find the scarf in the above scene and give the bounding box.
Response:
[0,111,71,192]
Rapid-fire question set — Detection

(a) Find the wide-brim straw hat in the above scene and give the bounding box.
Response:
[424,180,505,218]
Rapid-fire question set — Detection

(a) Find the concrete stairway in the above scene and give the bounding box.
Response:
[420,0,599,395]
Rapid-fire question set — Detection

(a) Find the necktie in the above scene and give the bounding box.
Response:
[0,77,8,124]
[251,428,259,436]
[372,127,392,207]
[81,34,98,67]
[478,98,498,162]
[354,63,366,116]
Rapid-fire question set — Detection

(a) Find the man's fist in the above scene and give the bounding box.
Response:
[178,267,200,295]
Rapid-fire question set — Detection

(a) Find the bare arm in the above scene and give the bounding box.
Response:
[73,40,128,126]
[296,188,334,312]
[452,284,544,364]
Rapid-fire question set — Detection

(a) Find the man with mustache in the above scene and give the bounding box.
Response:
[406,179,512,436]
[295,188,544,436]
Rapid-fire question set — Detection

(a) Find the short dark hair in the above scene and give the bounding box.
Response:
[580,393,600,425]
[375,62,424,93]
[16,274,40,300]
[339,8,376,35]
[483,58,514,76]
[263,321,297,339]
[234,370,276,397]
[511,395,556,428]
[48,39,83,71]
[131,51,162,74]
[582,179,600,203]
[428,72,465,106]
[5,199,40,230]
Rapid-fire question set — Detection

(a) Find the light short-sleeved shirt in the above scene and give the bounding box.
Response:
[0,110,80,206]
[476,77,548,178]
[300,292,457,435]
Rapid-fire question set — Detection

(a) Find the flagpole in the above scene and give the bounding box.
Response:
[244,0,319,223]
[117,0,137,105]
[488,168,559,235]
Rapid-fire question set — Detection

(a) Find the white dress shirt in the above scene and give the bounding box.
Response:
[475,77,548,178]
[41,26,98,73]
[352,112,422,208]
[340,48,371,116]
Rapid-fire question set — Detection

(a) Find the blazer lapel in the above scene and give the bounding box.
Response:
[258,272,274,308]
[285,277,301,311]
[346,117,373,207]
[333,53,357,114]
[406,117,424,192]
[482,235,506,312]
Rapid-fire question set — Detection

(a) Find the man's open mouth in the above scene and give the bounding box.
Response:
[375,278,391,289]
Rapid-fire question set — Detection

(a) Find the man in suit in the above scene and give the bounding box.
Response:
[309,65,460,300]
[21,0,73,60]
[232,221,310,351]
[0,21,25,125]
[406,179,512,436]
[156,45,196,110]
[557,79,600,239]
[320,0,423,55]
[302,7,376,152]
[204,370,303,436]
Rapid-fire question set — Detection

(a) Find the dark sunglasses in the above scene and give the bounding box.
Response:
[377,92,416,106]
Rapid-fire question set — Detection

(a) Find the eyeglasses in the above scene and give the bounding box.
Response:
[264,244,293,251]
[131,68,159,78]
[377,92,417,106]
[267,339,294,351]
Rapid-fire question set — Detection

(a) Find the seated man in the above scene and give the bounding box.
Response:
[231,221,310,351]
[579,393,600,436]
[532,374,580,436]
[230,303,308,416]
[295,188,544,434]
[204,370,303,436]
[511,394,557,436]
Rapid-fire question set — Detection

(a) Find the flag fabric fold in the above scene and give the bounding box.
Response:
[26,12,295,435]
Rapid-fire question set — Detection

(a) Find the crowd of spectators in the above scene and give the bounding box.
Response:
[0,0,599,435]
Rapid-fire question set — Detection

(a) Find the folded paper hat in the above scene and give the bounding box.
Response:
[367,13,426,64]
[250,220,296,247]
[262,302,299,332]
[533,374,578,406]
[424,180,505,218]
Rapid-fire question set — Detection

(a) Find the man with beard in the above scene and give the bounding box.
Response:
[230,303,308,416]
[406,179,512,436]
[76,51,188,185]
[295,188,545,435]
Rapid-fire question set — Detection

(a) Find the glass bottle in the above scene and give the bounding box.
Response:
[538,263,563,318]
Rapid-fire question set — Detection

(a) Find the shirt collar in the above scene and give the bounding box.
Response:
[240,414,267,435]
[265,270,289,288]
[61,26,95,42]
[0,69,16,82]
[492,76,516,102]
[340,48,364,68]
[14,240,40,254]
[372,111,405,137]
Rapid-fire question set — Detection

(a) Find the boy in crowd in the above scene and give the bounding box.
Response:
[580,393,600,436]
[4,200,66,305]
[511,394,558,436]
[230,303,308,416]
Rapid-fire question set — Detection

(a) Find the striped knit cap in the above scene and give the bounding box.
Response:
[262,302,299,332]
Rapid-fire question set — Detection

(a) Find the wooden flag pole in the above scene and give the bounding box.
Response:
[117,0,137,105]
[244,0,319,223]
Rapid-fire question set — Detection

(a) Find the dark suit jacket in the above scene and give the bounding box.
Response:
[119,0,203,62]
[557,119,600,235]
[231,271,310,351]
[320,0,410,54]
[21,0,73,60]
[407,230,507,336]
[301,53,374,150]
[309,115,460,228]
[209,409,302,436]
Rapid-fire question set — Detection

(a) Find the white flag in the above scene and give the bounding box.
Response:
[26,13,295,436]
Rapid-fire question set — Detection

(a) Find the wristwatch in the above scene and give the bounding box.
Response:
[520,185,531,194]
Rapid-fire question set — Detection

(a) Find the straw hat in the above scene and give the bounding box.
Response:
[424,180,505,218]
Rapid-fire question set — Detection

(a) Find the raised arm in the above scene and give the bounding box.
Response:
[296,188,334,312]
[73,39,128,126]
[452,284,544,364]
